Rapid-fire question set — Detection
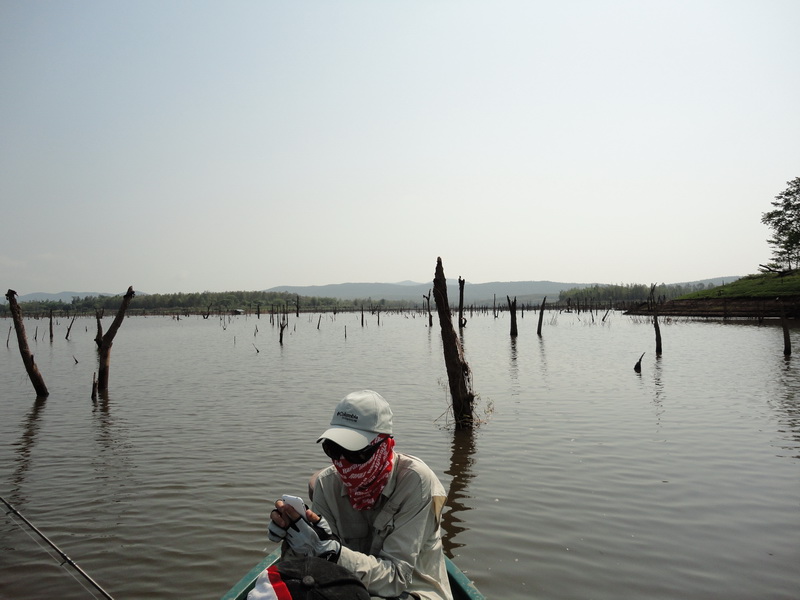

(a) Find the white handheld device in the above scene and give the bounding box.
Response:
[281,494,306,520]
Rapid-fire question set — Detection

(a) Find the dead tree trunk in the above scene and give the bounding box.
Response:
[5,289,49,397]
[458,277,466,329]
[507,295,518,337]
[650,284,662,356]
[433,258,475,430]
[537,296,547,337]
[279,314,288,344]
[94,286,135,393]
[65,315,77,340]
[49,310,54,343]
[423,291,433,327]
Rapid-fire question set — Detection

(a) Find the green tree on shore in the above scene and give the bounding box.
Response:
[761,177,800,272]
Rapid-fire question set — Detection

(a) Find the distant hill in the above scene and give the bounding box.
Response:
[2,277,742,306]
[266,277,742,305]
[268,280,598,305]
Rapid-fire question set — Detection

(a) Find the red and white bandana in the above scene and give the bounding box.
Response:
[333,434,395,510]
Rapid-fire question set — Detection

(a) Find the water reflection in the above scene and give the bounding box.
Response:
[509,337,519,392]
[91,393,136,504]
[10,397,47,502]
[441,427,476,556]
[651,354,665,428]
[774,356,800,458]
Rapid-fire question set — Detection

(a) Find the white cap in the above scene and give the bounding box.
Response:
[317,390,394,451]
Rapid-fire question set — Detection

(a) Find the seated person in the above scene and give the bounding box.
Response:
[267,390,453,600]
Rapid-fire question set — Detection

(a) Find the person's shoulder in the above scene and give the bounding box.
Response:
[312,464,340,492]
[397,452,433,472]
[395,453,445,495]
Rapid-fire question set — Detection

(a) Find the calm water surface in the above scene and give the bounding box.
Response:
[1,310,798,599]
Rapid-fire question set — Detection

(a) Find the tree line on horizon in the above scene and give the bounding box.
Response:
[1,279,720,317]
[0,289,418,317]
[557,281,719,305]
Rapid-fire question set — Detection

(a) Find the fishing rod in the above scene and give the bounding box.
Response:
[1,495,115,600]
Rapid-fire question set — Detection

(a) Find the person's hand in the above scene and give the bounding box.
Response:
[268,499,306,542]
[283,509,341,562]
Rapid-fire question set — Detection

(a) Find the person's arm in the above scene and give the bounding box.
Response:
[314,470,440,598]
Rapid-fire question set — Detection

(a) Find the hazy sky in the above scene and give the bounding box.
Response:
[2,1,798,295]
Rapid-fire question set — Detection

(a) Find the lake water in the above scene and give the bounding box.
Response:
[1,310,798,599]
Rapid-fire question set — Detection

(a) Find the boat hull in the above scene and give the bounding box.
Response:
[221,548,484,600]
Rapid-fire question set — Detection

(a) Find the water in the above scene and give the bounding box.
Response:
[1,310,798,599]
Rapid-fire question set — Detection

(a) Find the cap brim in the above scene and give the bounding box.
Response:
[317,426,372,451]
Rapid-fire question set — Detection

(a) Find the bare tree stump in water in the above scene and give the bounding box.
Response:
[537,296,547,337]
[423,290,433,327]
[279,314,287,345]
[94,286,135,393]
[433,258,475,430]
[507,295,518,337]
[458,277,466,329]
[65,315,77,340]
[650,284,662,356]
[634,352,645,373]
[5,290,49,397]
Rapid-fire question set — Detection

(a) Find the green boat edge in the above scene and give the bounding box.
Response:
[221,547,485,600]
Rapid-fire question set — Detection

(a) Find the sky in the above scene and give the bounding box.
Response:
[2,0,799,295]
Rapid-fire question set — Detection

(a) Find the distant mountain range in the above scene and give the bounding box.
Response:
[264,276,741,305]
[265,280,588,304]
[3,277,741,306]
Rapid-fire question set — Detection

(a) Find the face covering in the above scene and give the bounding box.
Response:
[333,434,395,510]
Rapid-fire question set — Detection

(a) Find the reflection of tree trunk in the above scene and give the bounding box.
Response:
[94,287,135,393]
[5,289,49,397]
[11,397,47,495]
[442,427,477,557]
[433,258,475,429]
[780,299,791,356]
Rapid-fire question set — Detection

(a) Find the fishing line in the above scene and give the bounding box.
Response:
[1,495,115,600]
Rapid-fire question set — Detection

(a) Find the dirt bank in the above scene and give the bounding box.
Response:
[624,296,800,319]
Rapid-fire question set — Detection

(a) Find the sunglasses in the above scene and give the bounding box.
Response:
[322,437,389,464]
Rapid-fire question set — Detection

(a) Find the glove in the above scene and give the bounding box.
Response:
[284,516,341,562]
[268,518,287,543]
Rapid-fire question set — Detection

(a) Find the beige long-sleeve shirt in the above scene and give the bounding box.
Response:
[311,453,453,600]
